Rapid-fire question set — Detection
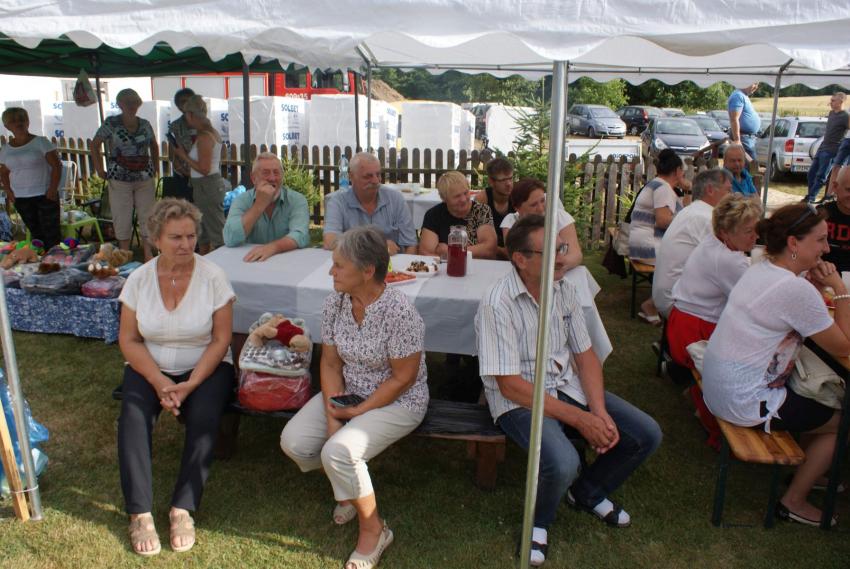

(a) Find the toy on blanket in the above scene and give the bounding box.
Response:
[0,244,38,270]
[240,313,312,377]
[88,243,134,278]
[247,313,310,352]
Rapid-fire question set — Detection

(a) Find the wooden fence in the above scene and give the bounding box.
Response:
[0,136,757,249]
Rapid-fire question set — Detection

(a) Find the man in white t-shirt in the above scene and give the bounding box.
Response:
[652,168,732,318]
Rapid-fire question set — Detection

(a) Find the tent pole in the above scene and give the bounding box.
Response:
[90,54,104,124]
[366,62,372,151]
[242,60,251,184]
[762,59,793,212]
[518,60,568,569]
[0,276,43,521]
[353,70,361,151]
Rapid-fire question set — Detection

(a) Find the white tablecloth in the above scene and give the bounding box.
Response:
[207,247,612,361]
[384,184,442,229]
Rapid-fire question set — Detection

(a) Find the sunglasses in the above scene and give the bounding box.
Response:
[787,202,818,233]
[520,243,570,257]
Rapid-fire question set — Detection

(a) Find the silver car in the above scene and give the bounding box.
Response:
[641,118,711,161]
[567,104,626,138]
[754,116,827,181]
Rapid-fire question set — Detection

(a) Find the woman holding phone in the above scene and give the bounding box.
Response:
[281,225,428,569]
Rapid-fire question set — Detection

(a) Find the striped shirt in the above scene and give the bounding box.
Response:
[475,266,593,421]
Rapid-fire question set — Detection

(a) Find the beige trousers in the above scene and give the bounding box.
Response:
[280,393,425,501]
[108,178,155,240]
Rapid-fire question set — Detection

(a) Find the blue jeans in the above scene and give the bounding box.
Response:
[497,390,662,529]
[741,134,758,163]
[807,148,836,202]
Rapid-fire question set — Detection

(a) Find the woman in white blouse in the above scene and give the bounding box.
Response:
[117,198,235,556]
[281,225,428,569]
[500,177,583,271]
[702,202,850,527]
[667,193,762,369]
[172,95,226,253]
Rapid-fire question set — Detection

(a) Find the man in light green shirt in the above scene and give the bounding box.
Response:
[223,152,310,262]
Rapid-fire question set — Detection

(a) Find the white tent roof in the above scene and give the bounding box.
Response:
[1,0,849,86]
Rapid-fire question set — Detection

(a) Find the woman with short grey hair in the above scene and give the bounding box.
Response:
[281,224,428,569]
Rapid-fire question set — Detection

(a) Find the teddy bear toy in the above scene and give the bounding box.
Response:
[247,313,310,352]
[88,243,134,278]
[1,244,38,269]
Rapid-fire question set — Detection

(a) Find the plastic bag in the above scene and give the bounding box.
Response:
[21,267,93,295]
[118,261,142,278]
[239,314,312,376]
[2,263,38,288]
[0,370,49,497]
[81,275,125,299]
[73,69,97,107]
[223,185,247,217]
[238,370,312,411]
[41,244,95,266]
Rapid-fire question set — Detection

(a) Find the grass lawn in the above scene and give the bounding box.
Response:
[1,251,849,568]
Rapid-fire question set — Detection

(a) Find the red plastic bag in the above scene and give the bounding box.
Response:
[238,370,312,412]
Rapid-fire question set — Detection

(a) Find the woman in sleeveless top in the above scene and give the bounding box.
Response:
[173,95,226,253]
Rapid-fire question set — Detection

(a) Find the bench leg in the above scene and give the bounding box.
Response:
[655,320,667,377]
[764,464,781,529]
[214,411,241,460]
[472,440,506,491]
[631,268,638,319]
[712,437,730,527]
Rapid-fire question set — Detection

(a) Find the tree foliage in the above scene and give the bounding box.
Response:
[568,78,628,110]
[624,80,733,111]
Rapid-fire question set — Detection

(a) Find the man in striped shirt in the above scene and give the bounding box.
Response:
[475,214,662,567]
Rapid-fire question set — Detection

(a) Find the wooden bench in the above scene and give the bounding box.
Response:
[691,370,805,527]
[112,387,507,490]
[629,259,654,319]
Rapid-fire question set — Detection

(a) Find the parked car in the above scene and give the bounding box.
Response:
[706,110,731,132]
[686,114,729,156]
[757,112,774,137]
[755,116,827,180]
[641,117,711,161]
[663,107,686,117]
[567,104,626,138]
[616,105,665,135]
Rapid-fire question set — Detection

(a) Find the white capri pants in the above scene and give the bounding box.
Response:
[108,178,156,241]
[280,393,425,501]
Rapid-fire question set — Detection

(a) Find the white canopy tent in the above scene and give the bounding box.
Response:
[2,0,849,549]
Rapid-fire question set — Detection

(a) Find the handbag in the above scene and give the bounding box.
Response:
[789,346,845,410]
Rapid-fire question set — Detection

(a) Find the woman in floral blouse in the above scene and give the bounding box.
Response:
[91,88,158,260]
[281,225,428,569]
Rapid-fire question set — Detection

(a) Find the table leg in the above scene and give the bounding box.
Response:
[821,382,850,529]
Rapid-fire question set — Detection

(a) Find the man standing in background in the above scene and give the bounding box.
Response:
[727,82,761,162]
[806,92,849,203]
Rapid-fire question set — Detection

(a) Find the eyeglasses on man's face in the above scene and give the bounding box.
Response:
[520,243,570,257]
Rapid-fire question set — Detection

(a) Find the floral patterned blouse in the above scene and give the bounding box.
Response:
[321,286,429,414]
[93,115,156,182]
[421,200,494,245]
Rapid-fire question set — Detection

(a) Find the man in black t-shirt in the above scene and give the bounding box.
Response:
[473,158,514,253]
[807,92,849,202]
[822,166,850,272]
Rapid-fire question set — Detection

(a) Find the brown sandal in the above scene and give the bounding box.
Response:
[169,510,196,553]
[128,514,161,556]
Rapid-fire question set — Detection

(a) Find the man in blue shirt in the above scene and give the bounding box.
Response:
[727,82,761,162]
[723,144,758,196]
[322,152,418,254]
[223,152,310,262]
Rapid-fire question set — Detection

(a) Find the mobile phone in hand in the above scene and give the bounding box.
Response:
[329,394,365,408]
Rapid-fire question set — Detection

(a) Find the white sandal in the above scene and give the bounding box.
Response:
[333,502,357,525]
[344,522,393,569]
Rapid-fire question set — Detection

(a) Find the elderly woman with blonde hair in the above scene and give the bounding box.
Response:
[419,170,498,259]
[91,88,158,260]
[172,95,226,253]
[117,198,236,556]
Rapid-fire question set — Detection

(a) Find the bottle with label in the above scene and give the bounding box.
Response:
[447,225,468,277]
[339,157,350,190]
